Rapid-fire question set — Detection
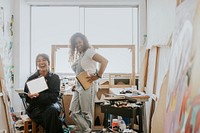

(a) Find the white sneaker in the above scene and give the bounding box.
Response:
[83,128,91,133]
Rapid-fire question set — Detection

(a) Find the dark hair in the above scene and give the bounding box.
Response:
[36,53,50,65]
[69,33,90,62]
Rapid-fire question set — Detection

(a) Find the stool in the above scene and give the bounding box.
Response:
[21,115,44,133]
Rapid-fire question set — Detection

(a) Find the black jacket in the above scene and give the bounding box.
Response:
[24,71,60,111]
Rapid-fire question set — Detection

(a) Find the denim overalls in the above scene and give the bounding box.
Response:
[69,54,97,132]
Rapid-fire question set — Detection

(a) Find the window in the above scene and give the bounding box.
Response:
[84,8,137,44]
[52,45,135,74]
[31,6,79,73]
[31,6,138,74]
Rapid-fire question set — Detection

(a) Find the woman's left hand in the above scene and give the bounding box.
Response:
[28,93,39,99]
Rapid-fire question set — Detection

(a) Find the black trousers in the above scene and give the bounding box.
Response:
[27,103,63,133]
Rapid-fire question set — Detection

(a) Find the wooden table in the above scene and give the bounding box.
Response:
[101,88,146,133]
[101,103,144,133]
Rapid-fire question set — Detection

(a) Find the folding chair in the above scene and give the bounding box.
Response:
[18,93,44,133]
[18,92,68,133]
[58,92,68,129]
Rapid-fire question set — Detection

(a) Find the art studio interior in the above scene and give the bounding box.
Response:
[0,0,200,133]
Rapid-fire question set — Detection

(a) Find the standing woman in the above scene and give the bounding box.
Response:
[24,53,63,133]
[69,33,108,132]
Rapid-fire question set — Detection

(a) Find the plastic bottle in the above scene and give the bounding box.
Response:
[112,119,119,131]
[118,116,126,131]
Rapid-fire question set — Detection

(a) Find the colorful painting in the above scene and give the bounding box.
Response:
[165,0,200,132]
[179,2,200,132]
[0,4,14,133]
[1,10,14,92]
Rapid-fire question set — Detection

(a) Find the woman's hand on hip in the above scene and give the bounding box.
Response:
[71,85,76,91]
[87,74,99,83]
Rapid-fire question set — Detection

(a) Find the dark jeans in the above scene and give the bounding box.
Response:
[27,103,63,133]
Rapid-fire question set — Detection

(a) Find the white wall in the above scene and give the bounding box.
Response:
[147,0,176,48]
[0,0,13,17]
[12,0,31,112]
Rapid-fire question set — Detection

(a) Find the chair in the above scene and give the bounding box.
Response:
[58,92,68,128]
[18,93,44,133]
[20,115,43,133]
[18,92,67,133]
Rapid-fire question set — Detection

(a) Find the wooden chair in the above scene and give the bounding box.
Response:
[21,115,44,133]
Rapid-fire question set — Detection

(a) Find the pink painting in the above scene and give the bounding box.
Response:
[165,0,200,132]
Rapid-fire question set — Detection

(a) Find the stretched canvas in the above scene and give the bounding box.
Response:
[165,0,200,132]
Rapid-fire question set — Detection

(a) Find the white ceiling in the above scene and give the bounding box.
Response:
[25,0,143,6]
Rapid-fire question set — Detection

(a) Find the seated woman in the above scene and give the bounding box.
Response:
[24,53,63,133]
